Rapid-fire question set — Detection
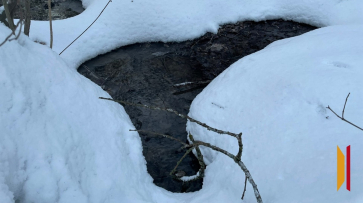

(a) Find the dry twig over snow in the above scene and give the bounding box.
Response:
[100,97,263,203]
[327,93,363,131]
[59,0,113,55]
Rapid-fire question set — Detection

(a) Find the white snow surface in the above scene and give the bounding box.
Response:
[28,0,363,69]
[0,25,180,203]
[187,24,363,203]
[1,0,363,202]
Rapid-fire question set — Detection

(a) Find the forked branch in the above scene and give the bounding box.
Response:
[101,97,262,202]
[327,93,363,131]
[99,97,239,138]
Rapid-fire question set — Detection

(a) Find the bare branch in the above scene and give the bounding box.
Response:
[187,133,205,181]
[236,133,243,161]
[0,29,16,47]
[101,97,261,202]
[191,140,263,203]
[242,176,247,200]
[129,129,188,146]
[342,93,350,119]
[59,0,112,55]
[9,20,23,42]
[99,97,240,138]
[327,93,363,131]
[0,19,23,47]
[173,80,211,87]
[170,147,195,176]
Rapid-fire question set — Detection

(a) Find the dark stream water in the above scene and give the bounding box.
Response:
[78,20,316,192]
[2,0,318,194]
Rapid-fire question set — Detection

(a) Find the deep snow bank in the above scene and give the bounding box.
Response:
[0,24,176,203]
[28,0,363,69]
[187,24,363,203]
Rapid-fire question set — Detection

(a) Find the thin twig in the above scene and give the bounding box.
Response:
[242,176,247,199]
[326,93,363,131]
[9,20,23,42]
[236,133,243,161]
[101,68,119,88]
[59,0,112,55]
[188,133,206,180]
[99,97,240,138]
[0,19,23,47]
[0,31,14,47]
[170,147,195,176]
[342,93,350,119]
[100,97,261,202]
[327,106,363,131]
[190,140,263,203]
[129,129,188,146]
[173,80,211,87]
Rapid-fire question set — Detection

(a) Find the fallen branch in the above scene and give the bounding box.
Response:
[99,97,240,138]
[100,97,262,202]
[130,129,188,147]
[188,133,205,181]
[242,176,247,200]
[327,93,363,131]
[170,147,195,176]
[190,139,262,203]
[129,129,206,182]
[173,80,211,87]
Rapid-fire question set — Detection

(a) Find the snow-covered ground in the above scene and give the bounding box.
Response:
[28,0,363,69]
[1,0,363,202]
[187,24,363,203]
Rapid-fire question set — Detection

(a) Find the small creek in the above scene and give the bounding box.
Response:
[77,20,316,192]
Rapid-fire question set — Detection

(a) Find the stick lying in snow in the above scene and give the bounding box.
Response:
[173,80,211,87]
[101,97,263,203]
[327,93,363,131]
[99,97,239,138]
[129,129,205,182]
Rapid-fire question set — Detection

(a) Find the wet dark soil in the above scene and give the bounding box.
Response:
[78,20,316,193]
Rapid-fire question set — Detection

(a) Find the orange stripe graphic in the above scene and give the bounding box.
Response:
[337,146,345,191]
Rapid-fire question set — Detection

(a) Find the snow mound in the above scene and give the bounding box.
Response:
[0,24,170,203]
[187,24,363,203]
[28,0,363,69]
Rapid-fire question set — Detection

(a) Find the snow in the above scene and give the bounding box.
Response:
[0,25,175,203]
[27,0,363,69]
[1,0,363,202]
[187,24,363,202]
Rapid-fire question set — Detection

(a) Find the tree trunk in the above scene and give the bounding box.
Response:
[48,0,53,49]
[2,0,15,32]
[23,0,31,36]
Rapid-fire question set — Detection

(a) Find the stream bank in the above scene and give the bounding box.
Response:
[78,19,316,192]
